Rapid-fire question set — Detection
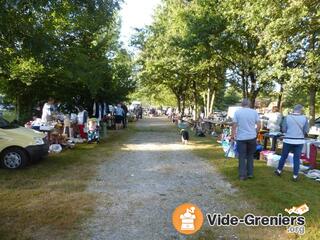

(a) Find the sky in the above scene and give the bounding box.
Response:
[119,0,162,48]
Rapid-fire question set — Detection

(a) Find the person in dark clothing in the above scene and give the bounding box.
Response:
[180,129,189,144]
[138,106,143,119]
[121,102,128,128]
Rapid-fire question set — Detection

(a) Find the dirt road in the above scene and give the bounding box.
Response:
[80,117,239,240]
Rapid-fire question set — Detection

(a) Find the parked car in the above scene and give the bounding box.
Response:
[0,117,48,169]
[0,103,14,111]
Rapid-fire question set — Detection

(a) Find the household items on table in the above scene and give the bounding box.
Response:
[23,100,130,154]
[262,132,284,151]
[301,139,319,169]
[304,169,320,182]
[104,114,116,129]
[217,121,317,174]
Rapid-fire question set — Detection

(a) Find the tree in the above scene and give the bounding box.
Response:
[241,0,320,124]
[135,0,192,113]
[134,0,228,117]
[134,0,319,121]
[214,0,277,107]
[0,0,135,121]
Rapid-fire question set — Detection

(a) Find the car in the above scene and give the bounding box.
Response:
[0,102,15,111]
[0,117,49,169]
[129,101,141,112]
[4,104,15,111]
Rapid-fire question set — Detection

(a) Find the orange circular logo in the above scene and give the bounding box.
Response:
[172,203,204,235]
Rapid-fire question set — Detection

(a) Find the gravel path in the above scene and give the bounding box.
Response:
[80,117,240,240]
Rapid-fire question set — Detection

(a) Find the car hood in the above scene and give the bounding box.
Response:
[1,127,45,141]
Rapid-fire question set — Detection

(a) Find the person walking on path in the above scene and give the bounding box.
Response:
[231,99,261,180]
[115,103,125,130]
[275,104,309,182]
[121,102,128,128]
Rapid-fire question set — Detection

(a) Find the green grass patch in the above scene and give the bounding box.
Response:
[190,135,320,240]
[2,110,16,122]
[0,125,136,240]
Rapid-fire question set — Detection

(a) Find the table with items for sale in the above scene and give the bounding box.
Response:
[301,139,319,169]
[39,124,55,143]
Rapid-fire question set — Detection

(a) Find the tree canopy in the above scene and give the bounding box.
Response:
[134,0,320,123]
[1,0,319,124]
[0,0,135,120]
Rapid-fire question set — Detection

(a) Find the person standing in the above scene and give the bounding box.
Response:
[77,107,88,139]
[275,104,309,182]
[121,102,128,128]
[138,106,143,119]
[199,107,205,120]
[265,106,283,150]
[266,106,282,132]
[231,99,261,180]
[41,97,55,123]
[115,103,125,130]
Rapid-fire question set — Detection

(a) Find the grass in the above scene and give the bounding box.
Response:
[189,134,320,240]
[0,126,136,240]
[1,117,319,239]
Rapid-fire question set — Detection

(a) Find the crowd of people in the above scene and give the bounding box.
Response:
[25,98,133,149]
[32,97,314,181]
[231,99,309,182]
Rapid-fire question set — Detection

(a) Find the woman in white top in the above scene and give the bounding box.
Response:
[266,106,282,132]
[41,97,55,123]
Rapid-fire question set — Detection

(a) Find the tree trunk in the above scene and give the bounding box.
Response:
[241,73,248,98]
[175,94,181,113]
[202,92,207,117]
[182,94,186,116]
[206,88,210,117]
[309,32,317,126]
[249,70,257,108]
[249,90,259,108]
[277,82,284,112]
[209,90,216,115]
[192,80,198,120]
[309,85,316,126]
